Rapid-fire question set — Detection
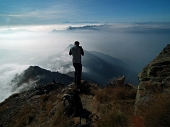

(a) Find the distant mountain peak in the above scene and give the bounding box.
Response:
[64,44,74,51]
[11,66,74,92]
[50,29,58,33]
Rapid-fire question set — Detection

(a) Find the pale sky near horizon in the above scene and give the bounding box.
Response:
[0,0,170,26]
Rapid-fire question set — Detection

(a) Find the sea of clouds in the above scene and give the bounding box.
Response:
[0,23,170,102]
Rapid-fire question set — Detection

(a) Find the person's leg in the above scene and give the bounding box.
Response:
[73,63,82,86]
[73,63,79,85]
[77,63,82,86]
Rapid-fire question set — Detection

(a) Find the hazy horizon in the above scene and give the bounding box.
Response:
[1,23,170,65]
[1,23,170,103]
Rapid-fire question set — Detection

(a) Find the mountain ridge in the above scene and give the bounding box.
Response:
[40,45,138,85]
[11,66,74,92]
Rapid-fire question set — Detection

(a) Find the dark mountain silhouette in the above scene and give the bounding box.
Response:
[11,66,74,92]
[64,44,74,51]
[89,51,139,83]
[66,24,113,31]
[50,29,58,33]
[89,51,129,68]
[67,25,100,31]
[62,21,99,24]
[49,29,65,33]
[40,45,138,85]
[82,50,138,84]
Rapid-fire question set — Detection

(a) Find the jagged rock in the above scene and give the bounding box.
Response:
[138,44,170,92]
[107,76,125,87]
[34,81,64,95]
[125,83,136,89]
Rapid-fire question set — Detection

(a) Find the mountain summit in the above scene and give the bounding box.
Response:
[64,44,74,51]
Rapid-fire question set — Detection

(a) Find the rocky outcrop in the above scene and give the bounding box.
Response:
[11,66,74,92]
[138,44,170,91]
[135,44,170,114]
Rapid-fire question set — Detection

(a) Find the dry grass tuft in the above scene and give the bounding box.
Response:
[97,107,129,127]
[131,115,145,127]
[137,92,170,127]
[48,104,74,127]
[95,86,136,103]
[5,105,37,127]
[93,85,136,127]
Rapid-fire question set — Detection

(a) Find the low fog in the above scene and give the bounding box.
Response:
[0,23,170,102]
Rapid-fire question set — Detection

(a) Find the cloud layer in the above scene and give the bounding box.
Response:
[0,64,28,102]
[0,23,170,102]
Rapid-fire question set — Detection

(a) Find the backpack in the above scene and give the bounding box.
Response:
[62,92,83,117]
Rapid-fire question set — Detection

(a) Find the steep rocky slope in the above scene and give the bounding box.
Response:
[11,66,74,92]
[0,78,136,127]
[135,44,170,115]
[138,44,170,91]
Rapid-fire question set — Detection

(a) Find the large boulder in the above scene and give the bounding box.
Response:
[138,44,170,91]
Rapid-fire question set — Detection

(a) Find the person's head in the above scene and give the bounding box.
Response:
[74,41,80,46]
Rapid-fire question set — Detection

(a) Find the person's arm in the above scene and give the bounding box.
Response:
[69,49,72,55]
[80,46,84,56]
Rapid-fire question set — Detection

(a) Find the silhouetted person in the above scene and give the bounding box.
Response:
[69,41,84,87]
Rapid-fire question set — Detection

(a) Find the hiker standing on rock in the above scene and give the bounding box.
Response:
[69,41,84,87]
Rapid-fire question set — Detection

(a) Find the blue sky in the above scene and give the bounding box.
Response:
[0,0,170,26]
